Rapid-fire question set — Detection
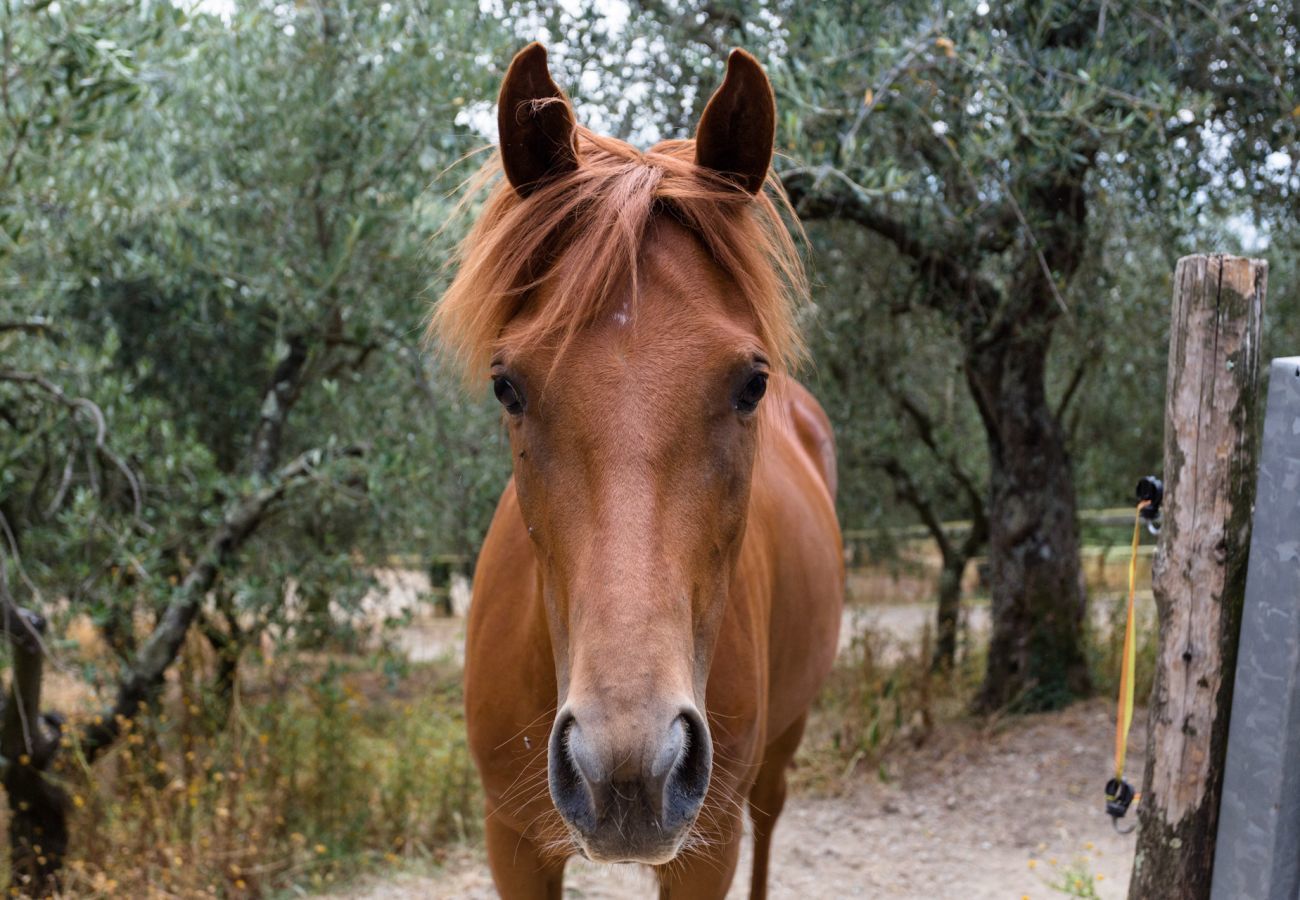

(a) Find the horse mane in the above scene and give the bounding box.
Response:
[429,126,808,379]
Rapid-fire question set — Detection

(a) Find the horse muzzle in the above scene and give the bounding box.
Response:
[547,703,712,864]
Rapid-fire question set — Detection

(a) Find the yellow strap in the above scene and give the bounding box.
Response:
[1114,501,1148,780]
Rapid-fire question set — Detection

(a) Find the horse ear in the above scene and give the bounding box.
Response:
[694,49,776,195]
[497,43,578,197]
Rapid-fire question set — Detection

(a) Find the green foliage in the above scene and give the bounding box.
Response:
[1,10,511,885]
[802,222,986,530]
[1050,861,1105,898]
[2,0,513,682]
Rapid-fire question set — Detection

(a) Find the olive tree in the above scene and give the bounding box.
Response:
[1,0,509,889]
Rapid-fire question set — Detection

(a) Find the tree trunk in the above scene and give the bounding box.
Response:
[932,553,963,671]
[969,328,1090,711]
[1,605,67,897]
[4,756,69,898]
[250,334,308,481]
[200,605,243,726]
[3,763,68,898]
[1128,254,1266,900]
[934,514,987,672]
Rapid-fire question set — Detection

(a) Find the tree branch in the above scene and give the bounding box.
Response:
[249,336,310,481]
[838,23,939,154]
[0,369,143,520]
[0,605,57,768]
[77,443,364,760]
[878,377,987,525]
[874,454,954,562]
[781,165,1002,319]
[0,318,59,338]
[0,535,60,771]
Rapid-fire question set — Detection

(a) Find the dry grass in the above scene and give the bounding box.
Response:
[2,648,477,898]
[795,626,977,794]
[796,586,1157,795]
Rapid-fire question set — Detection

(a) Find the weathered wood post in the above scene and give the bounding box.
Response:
[1128,254,1267,899]
[1210,357,1300,900]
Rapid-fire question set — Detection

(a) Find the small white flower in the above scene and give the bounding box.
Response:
[931,121,949,136]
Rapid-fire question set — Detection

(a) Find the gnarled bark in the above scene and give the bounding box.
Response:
[968,329,1089,710]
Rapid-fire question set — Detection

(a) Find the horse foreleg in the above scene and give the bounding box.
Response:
[484,813,567,900]
[746,714,806,900]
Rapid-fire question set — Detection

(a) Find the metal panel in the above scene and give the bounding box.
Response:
[1211,357,1300,900]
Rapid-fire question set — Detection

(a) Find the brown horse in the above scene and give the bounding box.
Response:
[431,43,843,899]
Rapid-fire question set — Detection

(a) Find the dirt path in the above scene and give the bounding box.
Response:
[334,700,1141,899]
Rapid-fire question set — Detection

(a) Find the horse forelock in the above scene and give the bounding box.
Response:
[429,126,807,381]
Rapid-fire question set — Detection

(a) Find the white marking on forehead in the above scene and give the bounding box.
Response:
[610,297,632,328]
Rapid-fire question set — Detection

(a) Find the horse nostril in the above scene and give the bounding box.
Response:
[662,708,712,829]
[548,711,597,832]
[650,715,686,781]
[549,704,711,848]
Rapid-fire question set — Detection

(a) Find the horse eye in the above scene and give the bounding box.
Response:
[734,372,768,414]
[493,376,525,415]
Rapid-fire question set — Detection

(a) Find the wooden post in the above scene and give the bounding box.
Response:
[1128,254,1267,899]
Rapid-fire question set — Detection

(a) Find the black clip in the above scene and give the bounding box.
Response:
[1105,777,1137,833]
[1136,476,1163,534]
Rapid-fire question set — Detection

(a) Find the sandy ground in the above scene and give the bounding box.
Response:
[334,700,1141,899]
